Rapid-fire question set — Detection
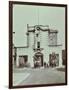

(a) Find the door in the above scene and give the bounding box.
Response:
[33,53,43,68]
[49,54,59,67]
[19,55,28,67]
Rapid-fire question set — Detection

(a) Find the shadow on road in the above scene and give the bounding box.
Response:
[56,67,65,72]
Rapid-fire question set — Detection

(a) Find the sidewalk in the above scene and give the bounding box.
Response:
[13,72,30,86]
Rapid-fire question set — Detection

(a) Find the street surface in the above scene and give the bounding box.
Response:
[13,67,65,86]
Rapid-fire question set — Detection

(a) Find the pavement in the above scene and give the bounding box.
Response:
[13,72,30,86]
[13,67,65,86]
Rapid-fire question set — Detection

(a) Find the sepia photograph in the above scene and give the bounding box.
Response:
[9,1,67,88]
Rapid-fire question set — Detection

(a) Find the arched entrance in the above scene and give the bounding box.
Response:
[33,52,43,68]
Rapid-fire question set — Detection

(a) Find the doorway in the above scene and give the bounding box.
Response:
[49,53,59,67]
[19,55,28,67]
[33,52,43,68]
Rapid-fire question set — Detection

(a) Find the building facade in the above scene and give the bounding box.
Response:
[13,24,62,68]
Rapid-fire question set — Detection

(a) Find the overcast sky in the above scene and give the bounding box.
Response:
[13,4,65,49]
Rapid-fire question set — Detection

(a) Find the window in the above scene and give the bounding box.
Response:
[19,55,28,67]
[37,42,40,48]
[49,33,57,45]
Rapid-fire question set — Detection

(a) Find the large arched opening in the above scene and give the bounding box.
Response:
[33,52,43,68]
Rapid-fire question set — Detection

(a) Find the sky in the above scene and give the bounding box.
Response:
[13,4,65,49]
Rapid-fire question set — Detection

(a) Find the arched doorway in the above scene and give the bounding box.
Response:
[33,52,43,68]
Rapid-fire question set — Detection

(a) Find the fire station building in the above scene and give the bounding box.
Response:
[13,24,62,68]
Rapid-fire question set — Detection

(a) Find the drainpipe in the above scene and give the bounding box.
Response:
[27,24,29,47]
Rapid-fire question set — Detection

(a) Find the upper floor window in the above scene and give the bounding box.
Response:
[37,42,40,48]
[49,33,57,45]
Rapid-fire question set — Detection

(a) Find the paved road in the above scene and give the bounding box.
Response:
[14,68,65,86]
